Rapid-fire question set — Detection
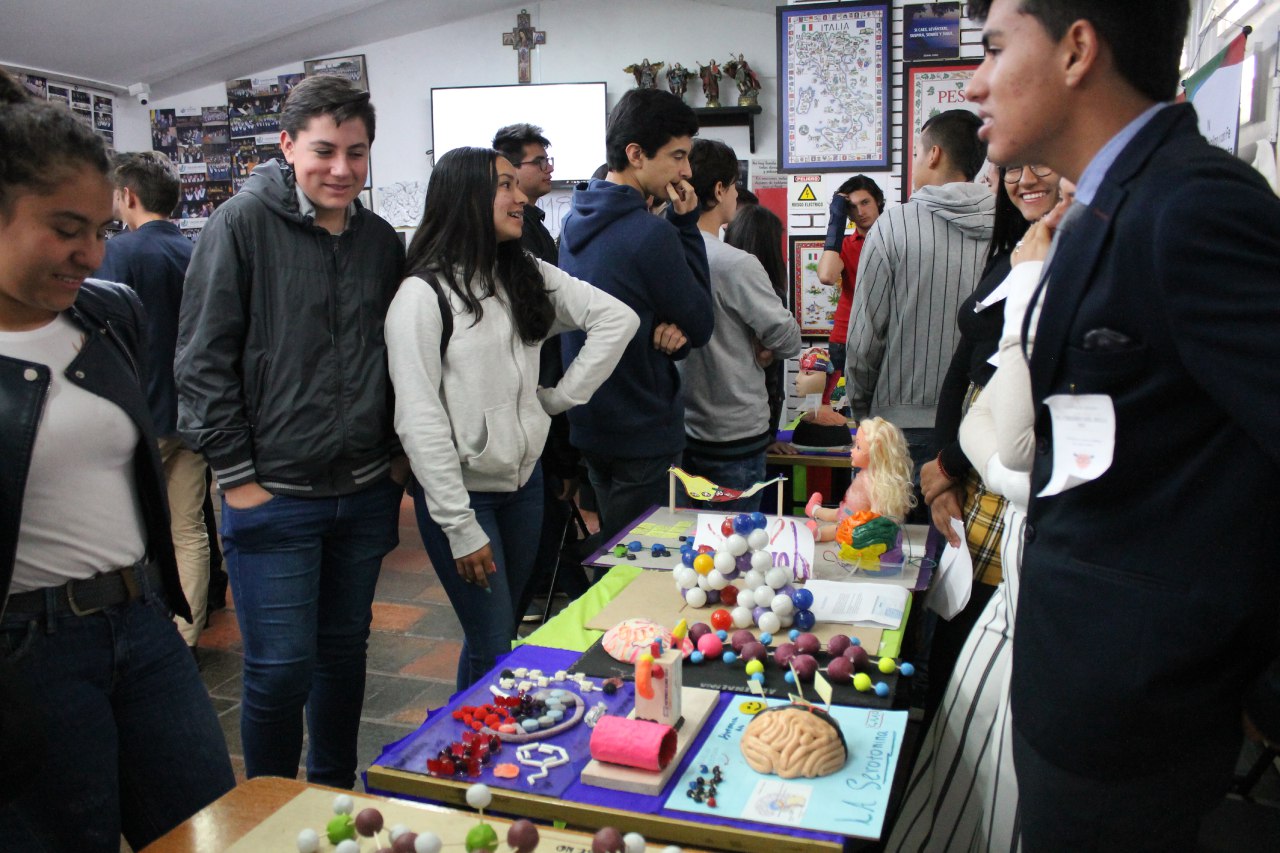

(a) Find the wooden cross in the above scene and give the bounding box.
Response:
[501,9,546,85]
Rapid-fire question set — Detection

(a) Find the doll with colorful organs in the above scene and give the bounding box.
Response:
[805,417,915,570]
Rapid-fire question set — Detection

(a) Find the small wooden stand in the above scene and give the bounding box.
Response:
[635,646,683,726]
[581,687,719,796]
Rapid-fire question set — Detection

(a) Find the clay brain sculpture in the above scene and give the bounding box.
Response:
[739,704,848,779]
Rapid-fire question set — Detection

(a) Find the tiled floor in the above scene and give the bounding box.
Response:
[197,493,476,785]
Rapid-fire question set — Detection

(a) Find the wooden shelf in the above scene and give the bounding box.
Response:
[692,104,764,152]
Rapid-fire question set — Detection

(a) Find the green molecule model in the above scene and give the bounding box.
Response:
[465,822,499,853]
[325,814,356,844]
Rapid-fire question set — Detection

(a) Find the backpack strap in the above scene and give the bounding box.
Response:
[419,271,453,361]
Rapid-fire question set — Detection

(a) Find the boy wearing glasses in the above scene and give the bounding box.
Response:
[493,123,557,264]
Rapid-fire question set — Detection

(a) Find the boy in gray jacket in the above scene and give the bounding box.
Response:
[682,139,801,511]
[845,109,993,490]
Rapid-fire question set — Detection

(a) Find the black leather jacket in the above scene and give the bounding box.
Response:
[0,280,189,621]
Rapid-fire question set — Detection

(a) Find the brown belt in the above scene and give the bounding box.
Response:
[4,560,162,618]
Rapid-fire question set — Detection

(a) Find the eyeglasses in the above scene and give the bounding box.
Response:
[1003,165,1053,183]
[517,156,554,172]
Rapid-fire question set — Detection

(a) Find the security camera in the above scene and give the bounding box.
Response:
[129,83,151,106]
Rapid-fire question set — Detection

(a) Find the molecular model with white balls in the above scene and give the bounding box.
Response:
[673,513,816,634]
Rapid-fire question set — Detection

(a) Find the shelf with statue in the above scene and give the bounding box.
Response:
[804,417,917,577]
[665,62,695,101]
[623,58,663,89]
[722,54,761,107]
[697,58,722,107]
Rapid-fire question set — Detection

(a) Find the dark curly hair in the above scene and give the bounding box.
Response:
[0,70,110,216]
[405,147,554,345]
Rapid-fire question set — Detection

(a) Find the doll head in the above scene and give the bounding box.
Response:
[795,347,833,400]
[854,417,916,522]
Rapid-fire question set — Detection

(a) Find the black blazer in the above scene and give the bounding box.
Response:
[1013,104,1280,783]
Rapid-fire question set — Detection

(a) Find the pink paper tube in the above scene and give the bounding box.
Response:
[589,716,677,771]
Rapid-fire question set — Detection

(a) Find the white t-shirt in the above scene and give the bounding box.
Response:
[0,314,147,592]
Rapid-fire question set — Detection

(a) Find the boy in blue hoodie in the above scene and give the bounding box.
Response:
[559,88,713,540]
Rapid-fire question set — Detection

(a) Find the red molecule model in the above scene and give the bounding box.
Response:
[773,642,797,667]
[844,644,871,671]
[709,609,732,631]
[826,655,854,683]
[791,654,818,681]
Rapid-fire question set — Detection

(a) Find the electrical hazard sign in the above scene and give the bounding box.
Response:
[796,184,818,201]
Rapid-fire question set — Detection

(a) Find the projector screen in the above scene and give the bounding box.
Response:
[430,82,608,184]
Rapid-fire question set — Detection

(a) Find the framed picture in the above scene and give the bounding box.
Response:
[790,236,835,337]
[902,59,982,200]
[904,2,963,62]
[304,54,368,92]
[776,1,890,172]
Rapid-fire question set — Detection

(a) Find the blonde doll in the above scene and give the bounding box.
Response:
[805,416,915,541]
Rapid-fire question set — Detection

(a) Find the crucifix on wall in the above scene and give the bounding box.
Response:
[502,9,547,84]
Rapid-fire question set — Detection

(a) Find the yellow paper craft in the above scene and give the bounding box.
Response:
[669,467,784,503]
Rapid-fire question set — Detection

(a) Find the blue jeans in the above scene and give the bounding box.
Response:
[221,477,402,787]
[582,451,681,542]
[411,466,543,692]
[0,593,234,852]
[900,426,936,526]
[679,449,768,513]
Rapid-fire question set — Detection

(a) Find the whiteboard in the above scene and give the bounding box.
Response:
[430,82,608,183]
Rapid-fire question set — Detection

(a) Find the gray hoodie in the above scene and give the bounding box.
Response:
[386,261,638,557]
[845,182,994,428]
[684,232,802,447]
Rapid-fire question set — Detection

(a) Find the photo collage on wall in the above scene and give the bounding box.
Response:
[227,74,301,193]
[10,70,115,149]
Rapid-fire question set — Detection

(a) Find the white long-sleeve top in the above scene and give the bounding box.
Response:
[959,260,1044,512]
[386,259,638,556]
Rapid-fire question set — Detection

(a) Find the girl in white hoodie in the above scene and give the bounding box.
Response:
[386,147,637,690]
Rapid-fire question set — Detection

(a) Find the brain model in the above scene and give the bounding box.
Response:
[835,511,903,571]
[739,704,848,779]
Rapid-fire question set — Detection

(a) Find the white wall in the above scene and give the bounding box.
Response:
[114,0,774,199]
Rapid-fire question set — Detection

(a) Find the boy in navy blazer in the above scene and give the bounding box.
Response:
[966,1,1280,848]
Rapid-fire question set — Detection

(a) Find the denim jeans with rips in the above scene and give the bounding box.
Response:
[220,476,402,787]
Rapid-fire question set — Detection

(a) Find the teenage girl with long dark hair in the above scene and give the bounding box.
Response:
[386,147,636,689]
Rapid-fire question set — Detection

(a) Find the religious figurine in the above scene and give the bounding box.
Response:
[723,53,761,107]
[623,58,664,90]
[501,9,547,85]
[665,62,695,101]
[698,59,722,108]
[805,416,915,542]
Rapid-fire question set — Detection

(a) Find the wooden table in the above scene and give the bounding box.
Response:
[142,776,686,852]
[766,449,852,515]
[366,765,841,853]
[142,777,343,852]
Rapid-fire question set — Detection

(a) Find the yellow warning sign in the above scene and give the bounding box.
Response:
[797,184,818,201]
